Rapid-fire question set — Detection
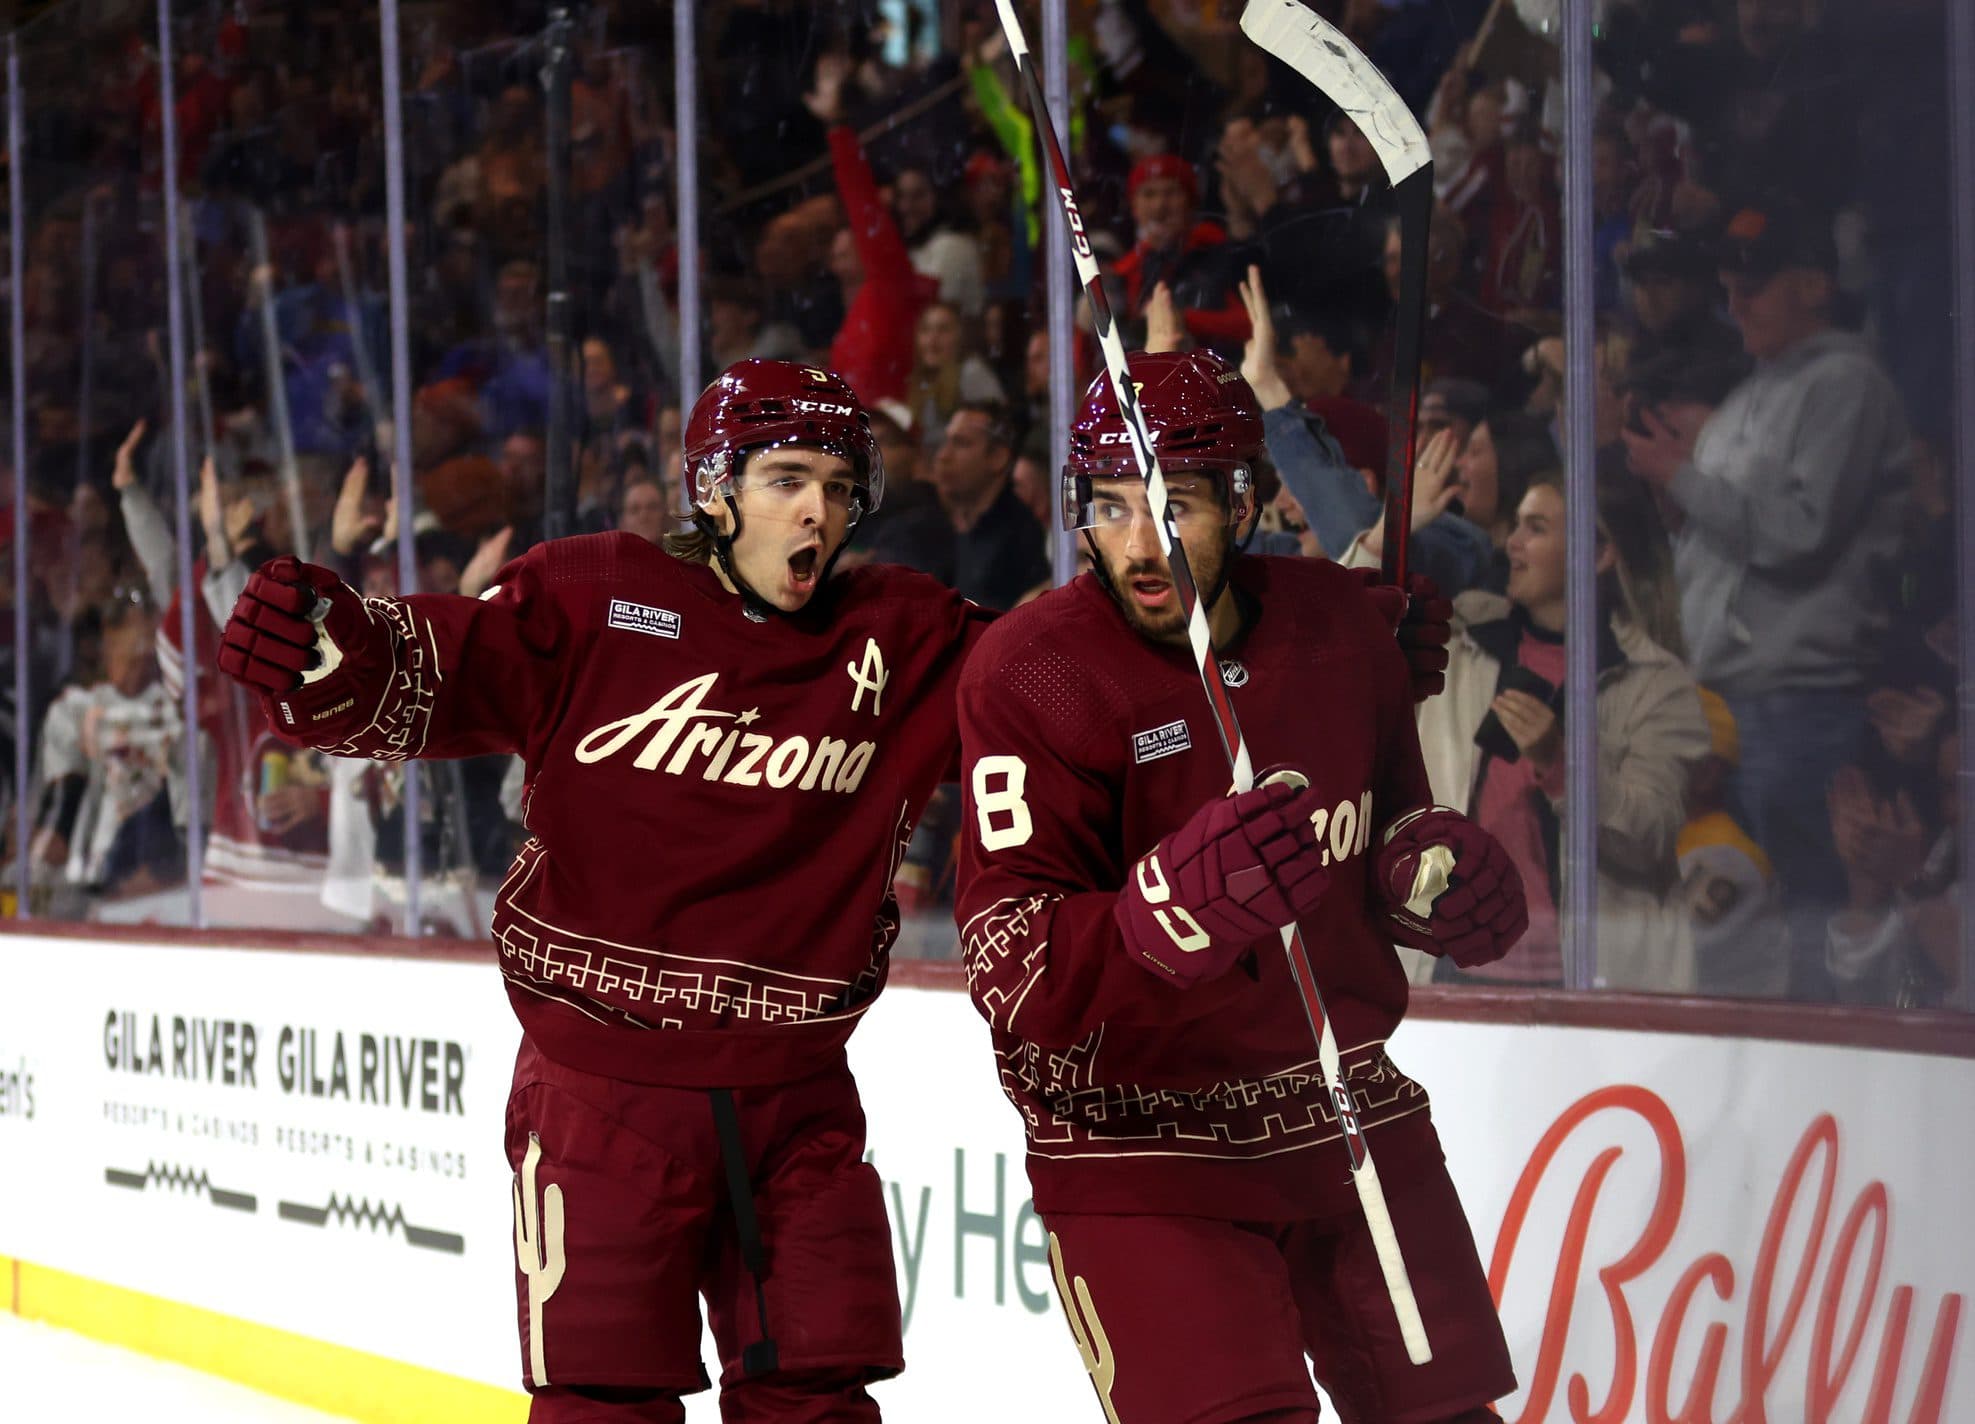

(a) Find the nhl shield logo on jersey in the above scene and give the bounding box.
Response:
[1218,659,1249,688]
[573,672,877,794]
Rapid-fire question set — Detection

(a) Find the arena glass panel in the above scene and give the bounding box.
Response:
[9,0,190,927]
[4,0,1964,1007]
[381,2,679,938]
[1577,0,1966,1008]
[133,1,396,934]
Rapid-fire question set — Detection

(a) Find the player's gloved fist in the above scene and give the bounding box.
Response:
[217,557,380,738]
[1373,805,1527,967]
[1354,570,1452,702]
[1116,779,1331,988]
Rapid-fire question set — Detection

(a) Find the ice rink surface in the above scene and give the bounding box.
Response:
[0,1313,356,1423]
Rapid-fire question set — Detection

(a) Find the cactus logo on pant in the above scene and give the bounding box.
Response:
[514,1133,566,1386]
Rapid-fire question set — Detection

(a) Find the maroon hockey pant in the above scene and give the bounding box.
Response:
[505,1037,903,1421]
[1041,1133,1515,1424]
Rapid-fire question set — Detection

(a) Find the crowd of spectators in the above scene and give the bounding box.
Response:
[0,0,1960,1007]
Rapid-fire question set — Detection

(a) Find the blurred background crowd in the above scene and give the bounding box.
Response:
[0,0,1963,1010]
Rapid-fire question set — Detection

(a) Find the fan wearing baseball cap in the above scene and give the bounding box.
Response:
[1620,228,1744,369]
[1621,198,1914,1002]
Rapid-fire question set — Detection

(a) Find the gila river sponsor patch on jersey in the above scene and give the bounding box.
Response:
[1131,718,1192,764]
[607,599,682,640]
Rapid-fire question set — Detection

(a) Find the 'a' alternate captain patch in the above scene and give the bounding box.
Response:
[1132,719,1191,763]
[607,600,682,639]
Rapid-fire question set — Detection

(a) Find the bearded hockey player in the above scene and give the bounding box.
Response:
[217,359,991,1423]
[954,350,1527,1424]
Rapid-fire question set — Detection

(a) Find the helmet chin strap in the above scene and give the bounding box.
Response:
[697,495,862,623]
[697,496,780,623]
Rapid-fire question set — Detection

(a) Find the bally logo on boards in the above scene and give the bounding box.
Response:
[607,599,682,639]
[1490,1085,1963,1423]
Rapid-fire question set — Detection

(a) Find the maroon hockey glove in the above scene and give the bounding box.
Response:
[1355,570,1452,702]
[217,556,387,740]
[1116,779,1332,988]
[1373,805,1527,967]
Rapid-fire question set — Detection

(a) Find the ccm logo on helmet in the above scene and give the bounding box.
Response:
[574,673,876,795]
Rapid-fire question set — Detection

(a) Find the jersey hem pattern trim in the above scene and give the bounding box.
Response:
[1001,1038,1429,1159]
[492,842,884,1027]
[1017,1099,1432,1162]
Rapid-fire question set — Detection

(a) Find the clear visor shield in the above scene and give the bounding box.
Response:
[1061,459,1252,531]
[695,435,885,520]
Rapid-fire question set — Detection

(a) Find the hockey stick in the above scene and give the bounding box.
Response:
[332,222,390,471]
[176,201,218,470]
[1240,0,1434,588]
[990,0,1434,1366]
[247,206,309,572]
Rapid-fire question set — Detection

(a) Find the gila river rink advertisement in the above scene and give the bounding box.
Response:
[0,934,525,1389]
[0,933,1967,1422]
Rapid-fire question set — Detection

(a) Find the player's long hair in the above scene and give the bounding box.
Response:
[1529,458,1687,660]
[662,522,714,564]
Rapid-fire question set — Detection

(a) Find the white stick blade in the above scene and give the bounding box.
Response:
[991,0,1032,64]
[1239,0,1429,187]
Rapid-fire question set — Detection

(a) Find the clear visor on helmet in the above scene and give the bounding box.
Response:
[695,435,885,520]
[1060,458,1252,531]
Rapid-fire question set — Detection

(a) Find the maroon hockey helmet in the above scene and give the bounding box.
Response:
[683,359,885,514]
[1063,350,1264,530]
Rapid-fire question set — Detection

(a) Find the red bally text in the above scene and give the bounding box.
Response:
[1488,1085,1963,1423]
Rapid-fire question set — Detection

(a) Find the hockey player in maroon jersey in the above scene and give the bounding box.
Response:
[955,350,1527,1424]
[215,359,992,1423]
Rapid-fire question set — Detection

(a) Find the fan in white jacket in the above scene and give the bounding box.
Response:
[1411,466,1710,991]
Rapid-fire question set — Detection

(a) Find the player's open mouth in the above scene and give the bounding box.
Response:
[1130,576,1172,610]
[788,545,821,590]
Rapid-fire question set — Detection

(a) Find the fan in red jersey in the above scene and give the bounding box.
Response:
[955,349,1526,1424]
[216,358,993,1424]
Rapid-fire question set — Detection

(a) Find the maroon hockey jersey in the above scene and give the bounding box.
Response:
[160,565,330,887]
[268,532,989,1087]
[956,557,1437,1219]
